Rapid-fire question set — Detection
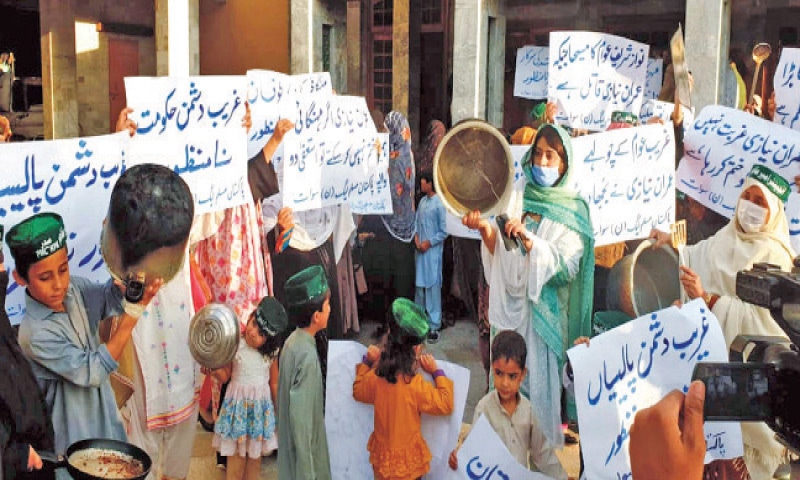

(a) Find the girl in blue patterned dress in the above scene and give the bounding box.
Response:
[204,297,289,480]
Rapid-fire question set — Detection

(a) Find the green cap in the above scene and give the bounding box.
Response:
[748,165,791,202]
[284,265,330,308]
[391,298,430,342]
[609,111,639,128]
[7,212,67,267]
[254,296,289,337]
[530,103,546,121]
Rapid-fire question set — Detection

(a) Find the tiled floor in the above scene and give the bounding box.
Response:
[186,317,581,479]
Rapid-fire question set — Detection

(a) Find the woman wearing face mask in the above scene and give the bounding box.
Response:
[650,164,796,479]
[462,123,595,448]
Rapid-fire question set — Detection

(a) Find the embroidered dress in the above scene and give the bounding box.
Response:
[213,338,278,458]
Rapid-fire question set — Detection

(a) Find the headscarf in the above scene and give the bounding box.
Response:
[381,111,416,242]
[415,120,446,176]
[683,173,796,479]
[521,124,595,349]
[510,126,536,145]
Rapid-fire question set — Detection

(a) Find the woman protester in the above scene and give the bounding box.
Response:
[651,165,796,479]
[462,123,594,448]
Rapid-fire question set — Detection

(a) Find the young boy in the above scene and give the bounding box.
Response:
[449,330,567,479]
[9,212,161,461]
[277,264,332,480]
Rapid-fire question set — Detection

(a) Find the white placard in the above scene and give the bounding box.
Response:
[676,105,799,221]
[644,58,664,100]
[124,128,252,214]
[451,415,552,480]
[571,124,676,245]
[0,133,128,324]
[549,31,649,130]
[325,341,470,480]
[788,193,800,254]
[124,76,248,134]
[280,96,389,213]
[514,46,549,100]
[773,48,800,131]
[640,99,694,126]
[568,300,743,480]
[246,70,333,157]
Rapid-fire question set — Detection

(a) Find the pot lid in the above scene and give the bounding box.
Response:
[189,303,240,369]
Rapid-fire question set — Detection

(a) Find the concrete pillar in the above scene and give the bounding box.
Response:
[451,0,505,127]
[290,0,313,74]
[685,0,731,111]
[451,0,481,124]
[39,0,79,139]
[392,0,411,116]
[155,0,200,76]
[346,0,361,95]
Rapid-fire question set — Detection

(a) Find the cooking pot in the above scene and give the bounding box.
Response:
[606,239,680,318]
[189,303,240,369]
[40,438,151,480]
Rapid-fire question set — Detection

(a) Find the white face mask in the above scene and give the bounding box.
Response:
[737,199,768,233]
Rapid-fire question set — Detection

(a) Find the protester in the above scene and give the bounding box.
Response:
[277,265,332,480]
[204,297,288,480]
[0,114,11,142]
[449,330,566,479]
[414,172,448,343]
[651,165,796,478]
[379,111,416,300]
[0,231,54,480]
[353,298,454,480]
[463,123,595,448]
[415,119,446,179]
[629,381,707,480]
[11,213,161,469]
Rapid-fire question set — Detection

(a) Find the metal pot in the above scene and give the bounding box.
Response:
[40,438,151,480]
[606,239,680,318]
[189,303,240,369]
[433,119,515,218]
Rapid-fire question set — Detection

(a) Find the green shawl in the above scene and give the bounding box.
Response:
[521,124,595,359]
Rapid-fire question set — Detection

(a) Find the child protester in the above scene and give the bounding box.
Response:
[9,212,161,462]
[449,330,567,479]
[277,265,332,480]
[353,297,454,480]
[204,297,289,480]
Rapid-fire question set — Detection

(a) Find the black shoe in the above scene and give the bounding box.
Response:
[427,331,440,344]
[198,414,215,433]
[564,432,579,445]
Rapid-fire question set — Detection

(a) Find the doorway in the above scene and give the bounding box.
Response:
[108,38,138,132]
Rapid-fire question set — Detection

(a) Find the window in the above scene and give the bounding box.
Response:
[322,24,332,72]
[373,0,393,29]
[421,0,442,26]
[372,38,393,114]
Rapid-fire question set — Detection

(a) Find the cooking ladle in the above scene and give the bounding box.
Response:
[749,42,772,105]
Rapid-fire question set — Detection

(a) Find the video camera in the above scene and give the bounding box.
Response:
[692,259,800,454]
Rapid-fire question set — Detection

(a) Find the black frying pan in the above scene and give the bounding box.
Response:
[39,438,151,480]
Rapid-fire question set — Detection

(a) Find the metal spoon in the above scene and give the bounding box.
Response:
[749,43,772,105]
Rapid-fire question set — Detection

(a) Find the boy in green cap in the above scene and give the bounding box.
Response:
[277,264,332,480]
[8,212,161,463]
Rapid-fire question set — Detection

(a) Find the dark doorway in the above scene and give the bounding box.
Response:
[419,31,446,131]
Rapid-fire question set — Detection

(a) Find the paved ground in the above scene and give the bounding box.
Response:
[186,316,581,479]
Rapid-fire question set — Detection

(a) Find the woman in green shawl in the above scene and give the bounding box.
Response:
[463,123,594,448]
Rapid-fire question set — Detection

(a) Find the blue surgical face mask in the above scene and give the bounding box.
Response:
[531,165,561,187]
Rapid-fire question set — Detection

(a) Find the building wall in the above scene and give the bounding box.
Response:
[199,0,290,75]
[289,0,347,93]
[40,0,155,137]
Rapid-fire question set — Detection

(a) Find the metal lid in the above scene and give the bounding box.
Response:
[189,303,240,369]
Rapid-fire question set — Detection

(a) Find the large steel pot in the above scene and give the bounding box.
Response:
[40,438,151,480]
[606,239,680,318]
[433,119,515,218]
[189,303,240,369]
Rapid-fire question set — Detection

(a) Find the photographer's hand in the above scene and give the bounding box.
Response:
[630,381,706,480]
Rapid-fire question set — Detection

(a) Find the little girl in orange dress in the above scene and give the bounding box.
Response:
[353,298,454,480]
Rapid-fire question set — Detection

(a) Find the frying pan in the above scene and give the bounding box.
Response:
[39,438,151,480]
